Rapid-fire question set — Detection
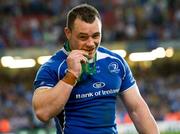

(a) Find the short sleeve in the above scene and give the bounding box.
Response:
[119,58,136,92]
[33,65,58,90]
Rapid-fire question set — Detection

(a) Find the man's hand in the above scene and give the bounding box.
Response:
[66,50,88,78]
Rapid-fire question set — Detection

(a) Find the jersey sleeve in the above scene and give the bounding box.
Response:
[119,58,136,92]
[33,65,58,90]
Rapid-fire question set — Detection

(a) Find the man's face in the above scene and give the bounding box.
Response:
[65,17,102,59]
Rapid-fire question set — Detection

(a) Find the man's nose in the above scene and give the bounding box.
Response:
[86,37,95,47]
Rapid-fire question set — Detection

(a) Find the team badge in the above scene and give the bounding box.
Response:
[108,62,120,73]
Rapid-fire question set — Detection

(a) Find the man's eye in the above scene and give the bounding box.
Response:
[93,35,100,39]
[92,34,100,39]
[79,36,88,40]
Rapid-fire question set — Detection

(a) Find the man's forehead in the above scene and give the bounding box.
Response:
[72,18,101,34]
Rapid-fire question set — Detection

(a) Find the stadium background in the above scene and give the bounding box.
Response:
[0,0,179,133]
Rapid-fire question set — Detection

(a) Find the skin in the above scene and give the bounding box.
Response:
[32,16,159,134]
[64,17,102,77]
[120,85,159,134]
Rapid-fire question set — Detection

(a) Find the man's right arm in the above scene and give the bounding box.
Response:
[32,71,76,122]
[32,50,88,122]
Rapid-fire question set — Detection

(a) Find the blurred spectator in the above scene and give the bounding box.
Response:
[0,0,179,48]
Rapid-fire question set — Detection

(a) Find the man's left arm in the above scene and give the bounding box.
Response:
[120,85,159,134]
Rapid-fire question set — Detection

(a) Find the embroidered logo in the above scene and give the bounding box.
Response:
[93,82,105,89]
[108,62,120,73]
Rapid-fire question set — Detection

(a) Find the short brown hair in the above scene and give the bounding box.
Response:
[66,4,101,30]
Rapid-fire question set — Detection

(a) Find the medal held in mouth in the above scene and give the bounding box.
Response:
[64,41,97,81]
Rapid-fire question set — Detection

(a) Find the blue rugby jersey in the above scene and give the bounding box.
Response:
[33,46,136,134]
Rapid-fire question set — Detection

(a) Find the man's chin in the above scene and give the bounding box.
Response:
[85,48,97,59]
[87,52,96,59]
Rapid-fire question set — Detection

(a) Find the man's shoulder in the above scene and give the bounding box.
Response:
[52,48,67,61]
[41,48,66,68]
[98,46,110,53]
[97,46,123,60]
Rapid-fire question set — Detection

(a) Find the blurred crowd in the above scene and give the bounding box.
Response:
[0,0,180,49]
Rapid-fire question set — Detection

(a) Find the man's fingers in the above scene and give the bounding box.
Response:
[71,50,89,57]
[73,54,87,63]
[69,50,88,62]
[80,55,88,64]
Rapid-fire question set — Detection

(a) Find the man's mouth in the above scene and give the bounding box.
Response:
[83,48,96,58]
[88,49,96,54]
[85,48,95,51]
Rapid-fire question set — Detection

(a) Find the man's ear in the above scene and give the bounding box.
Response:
[64,27,71,40]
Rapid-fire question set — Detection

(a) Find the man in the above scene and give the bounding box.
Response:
[32,4,159,134]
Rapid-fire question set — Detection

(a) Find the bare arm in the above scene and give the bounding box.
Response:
[32,50,88,122]
[120,85,159,134]
[32,80,73,122]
